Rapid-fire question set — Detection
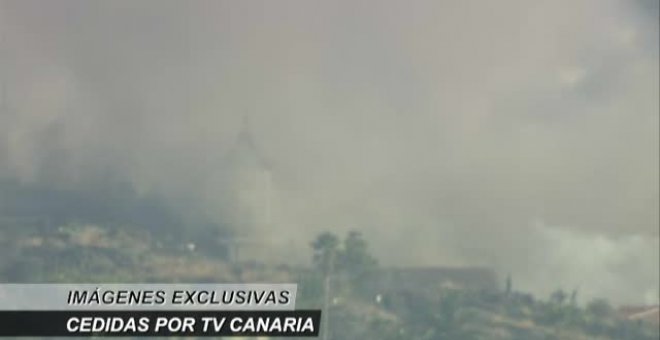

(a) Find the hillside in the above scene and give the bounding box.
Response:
[0,223,658,339]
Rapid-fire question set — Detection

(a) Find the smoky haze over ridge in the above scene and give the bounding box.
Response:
[0,0,658,304]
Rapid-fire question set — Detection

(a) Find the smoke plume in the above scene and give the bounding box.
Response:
[0,0,657,304]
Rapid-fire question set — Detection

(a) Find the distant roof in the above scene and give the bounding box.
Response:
[618,306,660,325]
[370,266,499,292]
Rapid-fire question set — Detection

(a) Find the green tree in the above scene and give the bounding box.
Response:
[311,232,340,274]
[550,289,568,305]
[505,274,513,296]
[339,231,378,293]
[586,298,613,318]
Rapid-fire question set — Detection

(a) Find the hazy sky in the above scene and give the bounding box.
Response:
[0,0,658,304]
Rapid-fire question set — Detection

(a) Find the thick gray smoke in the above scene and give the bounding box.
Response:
[0,0,658,304]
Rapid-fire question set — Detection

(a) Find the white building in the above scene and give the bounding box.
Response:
[218,118,277,263]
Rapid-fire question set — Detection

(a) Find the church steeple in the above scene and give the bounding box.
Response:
[236,116,256,151]
[226,116,270,171]
[220,115,273,242]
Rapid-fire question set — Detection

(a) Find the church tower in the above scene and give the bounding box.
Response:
[221,117,273,238]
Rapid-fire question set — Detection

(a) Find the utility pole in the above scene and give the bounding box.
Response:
[0,10,6,116]
[0,19,8,169]
[322,248,336,340]
[263,169,272,227]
